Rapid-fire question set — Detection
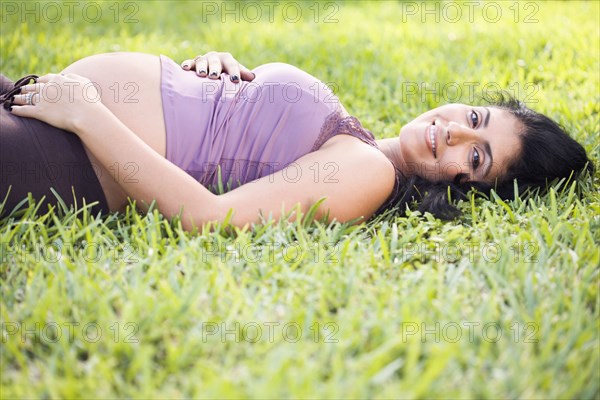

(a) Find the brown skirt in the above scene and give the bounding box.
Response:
[0,74,109,218]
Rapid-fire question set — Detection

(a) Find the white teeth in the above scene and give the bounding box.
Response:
[429,125,437,158]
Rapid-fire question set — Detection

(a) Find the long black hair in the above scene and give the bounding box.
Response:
[373,95,596,220]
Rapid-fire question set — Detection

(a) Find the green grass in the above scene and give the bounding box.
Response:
[1,1,599,398]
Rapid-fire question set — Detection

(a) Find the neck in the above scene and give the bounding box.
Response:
[375,137,406,174]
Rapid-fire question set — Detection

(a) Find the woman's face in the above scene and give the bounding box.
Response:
[399,104,523,184]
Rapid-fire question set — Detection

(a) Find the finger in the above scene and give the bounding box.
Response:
[9,105,36,118]
[226,66,241,83]
[12,94,30,105]
[181,58,194,70]
[13,93,41,105]
[206,54,221,79]
[194,56,208,77]
[218,53,240,83]
[20,82,44,93]
[238,64,256,82]
[36,74,59,83]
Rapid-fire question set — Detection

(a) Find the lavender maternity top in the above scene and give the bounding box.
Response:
[159,55,399,210]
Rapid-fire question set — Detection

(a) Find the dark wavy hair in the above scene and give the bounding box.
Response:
[373,95,596,220]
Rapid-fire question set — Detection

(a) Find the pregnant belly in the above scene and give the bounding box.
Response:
[61,52,166,211]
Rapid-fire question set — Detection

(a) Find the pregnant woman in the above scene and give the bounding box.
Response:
[1,52,594,231]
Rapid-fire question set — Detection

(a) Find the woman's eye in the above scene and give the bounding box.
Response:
[472,148,480,170]
[470,110,479,127]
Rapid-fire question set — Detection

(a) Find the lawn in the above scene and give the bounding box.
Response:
[1,0,599,398]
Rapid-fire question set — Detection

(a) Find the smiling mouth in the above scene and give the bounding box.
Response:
[429,122,437,158]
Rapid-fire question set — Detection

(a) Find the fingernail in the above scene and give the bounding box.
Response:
[231,75,239,82]
[251,73,256,80]
[182,62,189,69]
[199,70,206,75]
[210,71,218,77]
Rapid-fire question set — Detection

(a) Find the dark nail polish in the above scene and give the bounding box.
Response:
[210,71,218,77]
[199,70,206,75]
[231,75,239,82]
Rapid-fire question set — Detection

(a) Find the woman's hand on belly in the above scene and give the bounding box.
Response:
[181,51,255,82]
[10,73,108,133]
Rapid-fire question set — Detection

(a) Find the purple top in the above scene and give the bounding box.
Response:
[159,55,399,211]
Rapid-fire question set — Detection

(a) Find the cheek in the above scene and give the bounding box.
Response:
[399,129,420,160]
[439,149,469,178]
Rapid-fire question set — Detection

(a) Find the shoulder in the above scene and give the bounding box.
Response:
[314,135,397,218]
[323,135,395,180]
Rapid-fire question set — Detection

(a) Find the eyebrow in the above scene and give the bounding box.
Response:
[481,107,493,178]
[483,107,491,128]
[483,141,493,179]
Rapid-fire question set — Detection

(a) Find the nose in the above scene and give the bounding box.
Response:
[446,121,478,146]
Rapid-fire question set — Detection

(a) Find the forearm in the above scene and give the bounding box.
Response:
[74,106,223,230]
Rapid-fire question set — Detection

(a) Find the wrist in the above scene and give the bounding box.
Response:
[72,103,110,137]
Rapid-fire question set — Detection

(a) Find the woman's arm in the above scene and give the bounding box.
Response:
[72,104,224,229]
[218,135,396,228]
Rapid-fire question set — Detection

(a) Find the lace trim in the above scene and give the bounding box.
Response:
[311,111,378,152]
[312,110,402,215]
